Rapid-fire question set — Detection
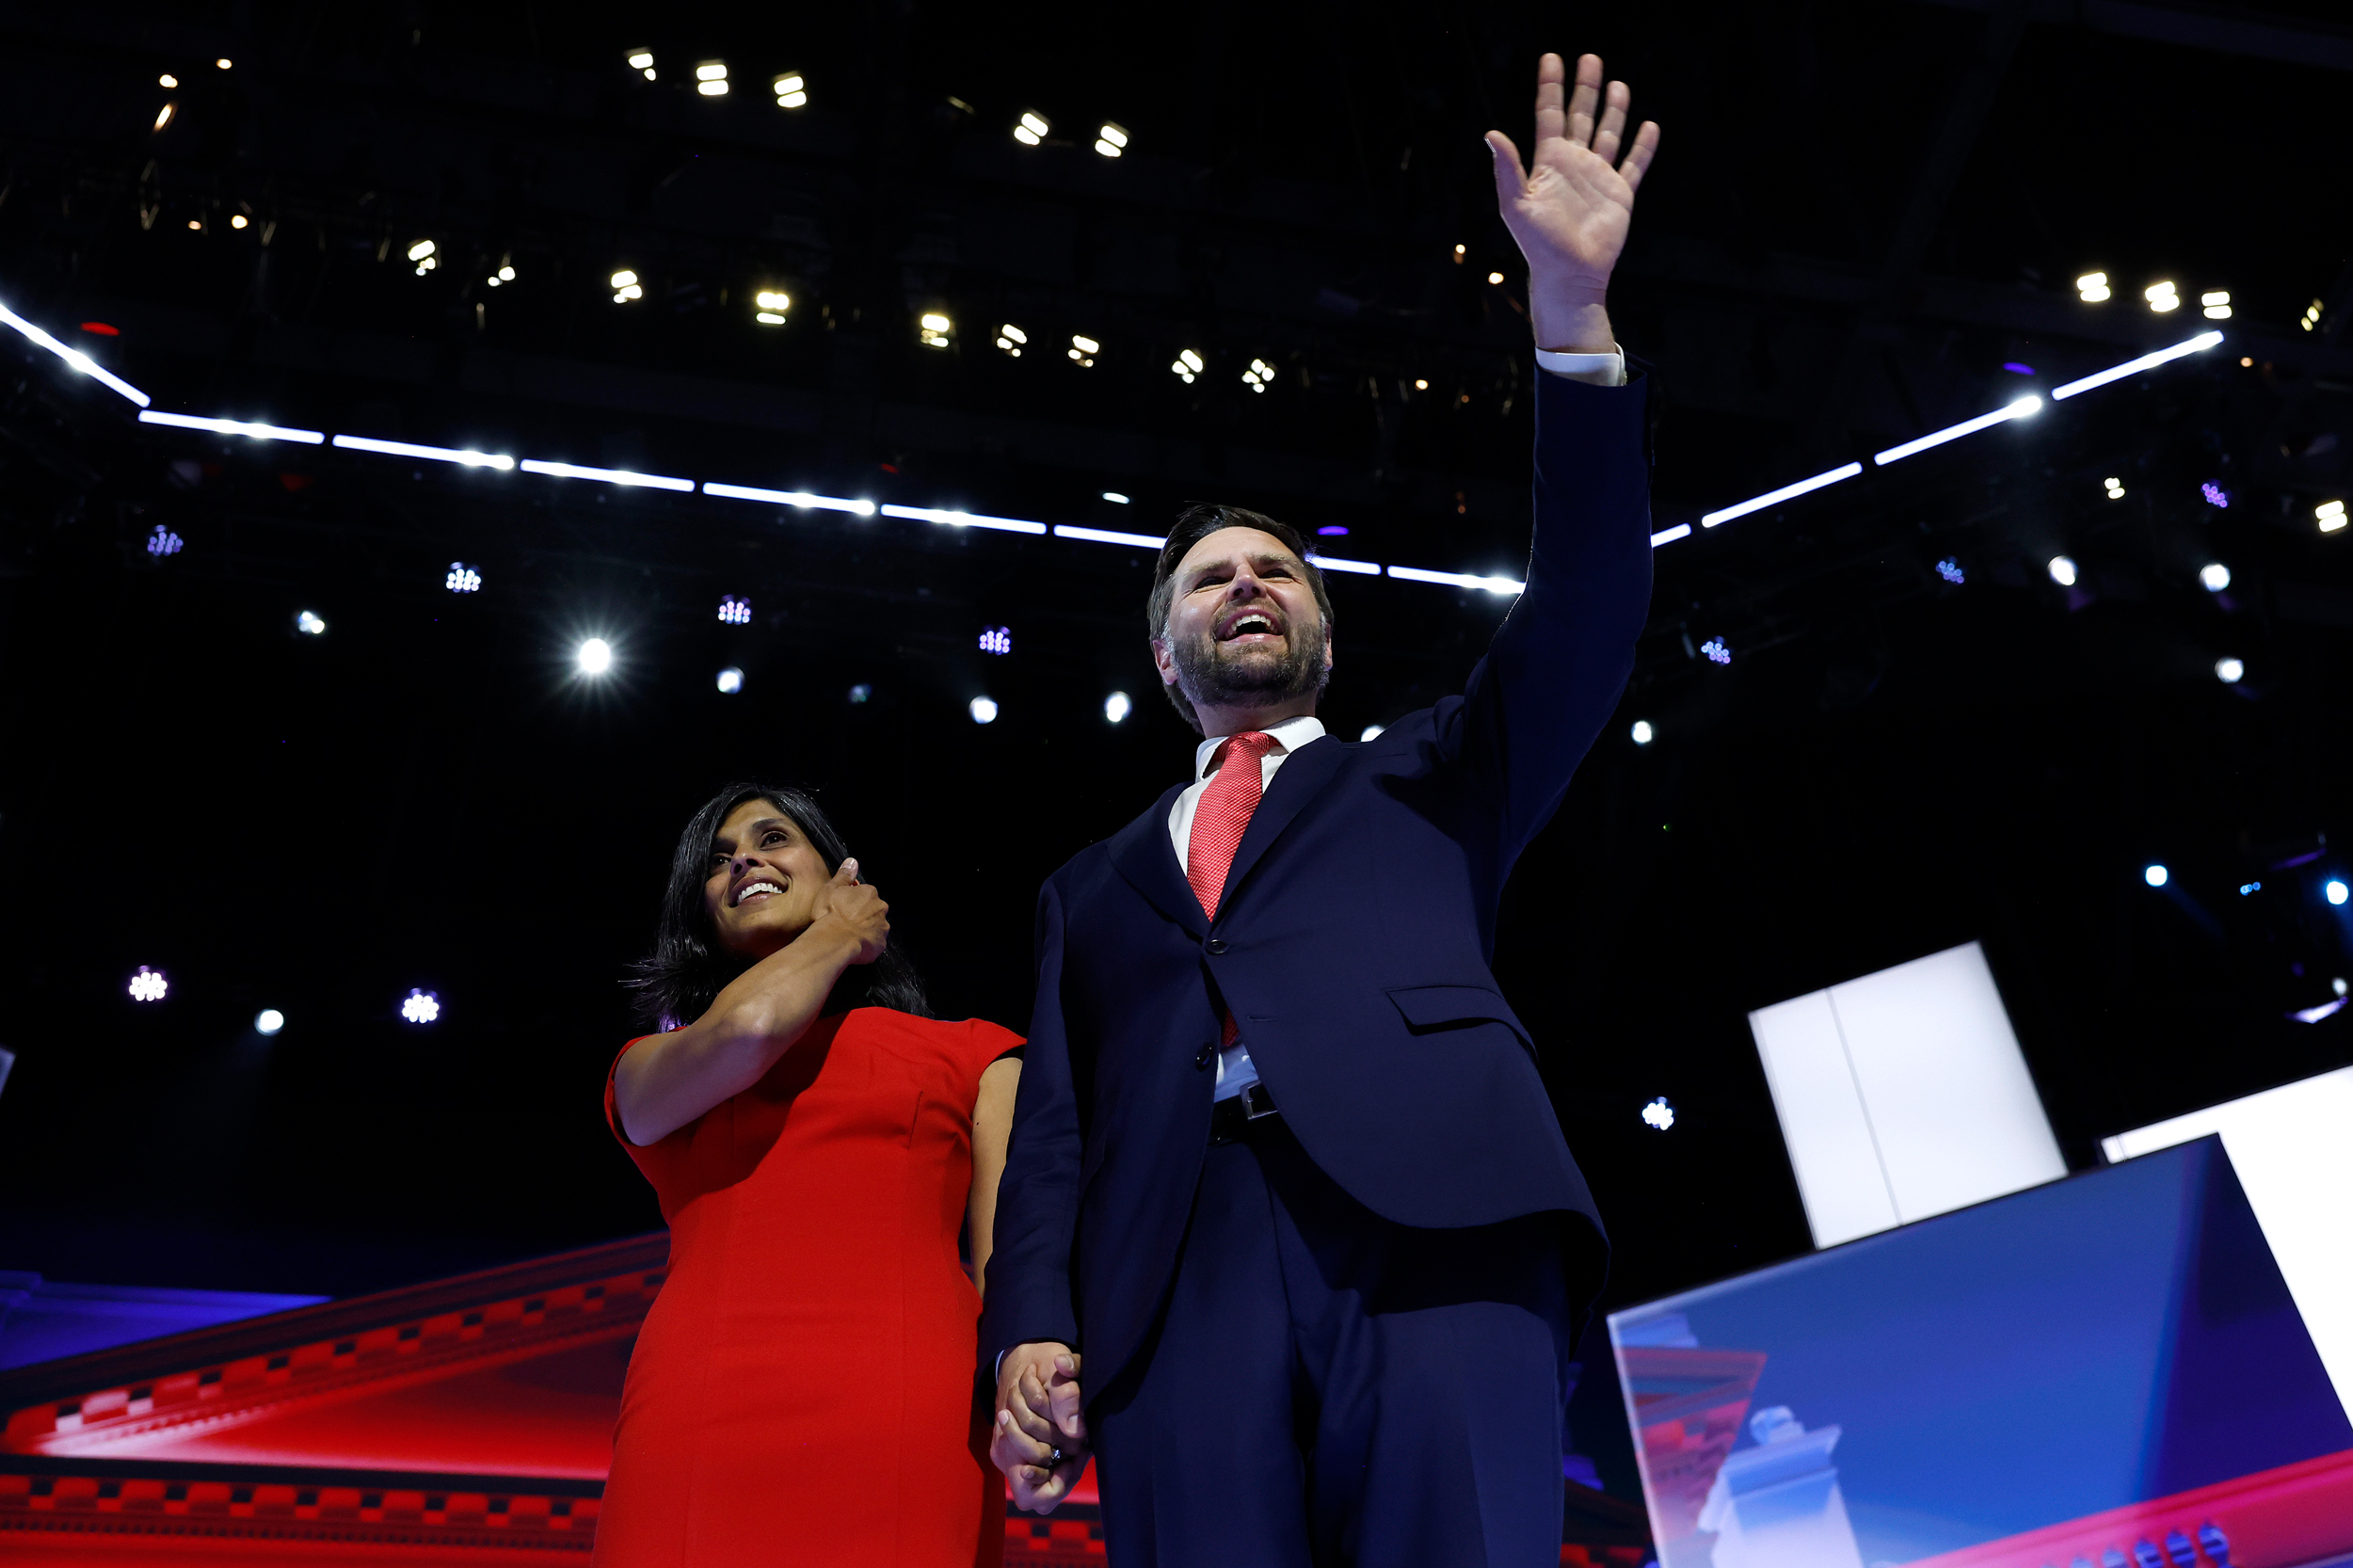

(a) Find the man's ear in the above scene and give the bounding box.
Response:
[1151,637,1180,687]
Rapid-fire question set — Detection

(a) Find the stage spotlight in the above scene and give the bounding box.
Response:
[1700,637,1732,665]
[488,259,516,288]
[2104,476,2125,500]
[848,682,872,704]
[995,323,1026,356]
[2329,880,2349,906]
[2145,280,2179,312]
[401,988,441,1024]
[2046,555,2078,587]
[979,626,1012,655]
[2201,290,2232,321]
[1068,334,1098,367]
[2215,656,2245,683]
[628,48,655,80]
[2201,481,2230,508]
[1170,347,1202,384]
[611,269,642,303]
[1936,557,1965,584]
[1630,720,1655,744]
[1641,1096,1675,1130]
[2305,299,2325,332]
[2144,864,2169,888]
[445,563,482,593]
[295,609,327,635]
[153,103,175,131]
[754,290,790,326]
[773,72,807,108]
[577,637,614,675]
[147,525,184,557]
[255,1009,284,1035]
[1486,271,1505,286]
[1360,724,1385,742]
[2200,562,2231,592]
[408,238,438,276]
[231,215,248,230]
[128,966,168,1002]
[1095,122,1128,157]
[2240,882,2262,896]
[2076,271,2110,302]
[1014,111,1049,146]
[695,61,728,96]
[1101,491,1129,504]
[1104,691,1132,724]
[718,594,752,625]
[920,312,952,348]
[215,57,232,70]
[2319,501,2346,534]
[969,696,1000,725]
[716,666,744,695]
[159,73,177,88]
[1242,357,1276,393]
[1453,244,1466,262]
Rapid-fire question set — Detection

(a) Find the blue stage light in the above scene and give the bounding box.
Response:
[2201,482,2231,508]
[147,525,184,558]
[1641,1096,1675,1130]
[1701,637,1731,665]
[2239,881,2262,896]
[401,988,441,1024]
[2144,864,2169,888]
[979,626,1012,655]
[2329,879,2349,906]
[1936,558,1965,584]
[718,595,752,625]
[445,563,482,593]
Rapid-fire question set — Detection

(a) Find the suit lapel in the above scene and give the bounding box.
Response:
[1106,781,1207,939]
[1218,734,1347,920]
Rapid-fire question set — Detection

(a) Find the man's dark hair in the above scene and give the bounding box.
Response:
[626,782,932,1032]
[1146,504,1337,733]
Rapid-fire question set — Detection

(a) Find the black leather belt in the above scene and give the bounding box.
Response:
[1209,1080,1280,1145]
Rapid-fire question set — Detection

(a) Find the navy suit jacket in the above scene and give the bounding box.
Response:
[982,371,1656,1396]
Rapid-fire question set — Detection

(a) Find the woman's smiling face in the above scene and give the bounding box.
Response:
[703,799,834,959]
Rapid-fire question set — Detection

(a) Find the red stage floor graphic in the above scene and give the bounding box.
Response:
[0,1236,1654,1564]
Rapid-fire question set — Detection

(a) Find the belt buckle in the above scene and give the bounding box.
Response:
[1240,1081,1278,1121]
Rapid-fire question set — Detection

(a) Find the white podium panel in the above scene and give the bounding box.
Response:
[1750,941,2066,1249]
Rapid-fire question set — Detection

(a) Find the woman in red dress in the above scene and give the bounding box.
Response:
[595,782,1022,1568]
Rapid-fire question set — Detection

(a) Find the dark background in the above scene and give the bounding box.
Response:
[0,3,2349,1472]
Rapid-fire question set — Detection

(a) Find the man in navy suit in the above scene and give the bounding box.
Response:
[983,52,1662,1567]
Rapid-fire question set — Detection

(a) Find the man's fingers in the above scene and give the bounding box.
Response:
[1534,52,1566,146]
[1621,121,1661,193]
[1565,53,1602,147]
[1593,81,1630,167]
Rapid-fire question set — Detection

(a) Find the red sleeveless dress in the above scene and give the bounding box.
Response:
[596,1008,1020,1568]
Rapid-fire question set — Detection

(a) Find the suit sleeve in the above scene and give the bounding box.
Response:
[977,875,1084,1376]
[1441,368,1655,869]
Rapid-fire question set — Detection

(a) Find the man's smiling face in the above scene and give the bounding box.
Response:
[1153,526,1332,722]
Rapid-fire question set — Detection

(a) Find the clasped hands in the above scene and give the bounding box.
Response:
[990,1341,1087,1513]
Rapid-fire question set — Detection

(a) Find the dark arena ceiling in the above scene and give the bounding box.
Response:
[1,0,2350,1332]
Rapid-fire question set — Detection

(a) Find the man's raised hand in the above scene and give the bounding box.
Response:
[1485,53,1660,354]
[991,1342,1087,1514]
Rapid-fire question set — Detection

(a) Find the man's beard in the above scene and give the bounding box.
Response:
[1172,623,1328,712]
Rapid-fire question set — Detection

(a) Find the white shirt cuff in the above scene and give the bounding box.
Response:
[1535,345,1625,387]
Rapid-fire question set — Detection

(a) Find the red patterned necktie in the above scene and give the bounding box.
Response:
[1186,730,1278,1047]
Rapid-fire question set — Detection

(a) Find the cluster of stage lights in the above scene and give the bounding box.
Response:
[1008,112,1130,159]
[124,976,441,1035]
[2075,274,2231,321]
[2146,864,2350,908]
[1641,1096,1675,1131]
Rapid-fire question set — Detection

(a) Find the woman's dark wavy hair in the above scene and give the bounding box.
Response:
[627,782,932,1032]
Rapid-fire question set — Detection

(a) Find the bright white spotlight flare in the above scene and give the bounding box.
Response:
[128,966,168,1002]
[401,988,441,1024]
[255,1009,285,1035]
[0,298,152,406]
[296,610,327,635]
[1104,691,1132,724]
[2201,563,2232,592]
[2047,555,2079,587]
[1642,1096,1675,1130]
[1630,720,1655,745]
[577,637,614,675]
[2216,657,2245,684]
[2144,864,2170,888]
[716,666,744,695]
[969,696,1000,725]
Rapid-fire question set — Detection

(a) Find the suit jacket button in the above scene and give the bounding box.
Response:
[1194,1044,1214,1069]
[1206,937,1228,955]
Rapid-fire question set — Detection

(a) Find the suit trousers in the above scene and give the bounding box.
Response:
[1089,1118,1574,1568]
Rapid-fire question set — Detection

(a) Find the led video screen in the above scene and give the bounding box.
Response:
[1610,1136,2353,1568]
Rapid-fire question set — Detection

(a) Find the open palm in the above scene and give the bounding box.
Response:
[1487,54,1659,324]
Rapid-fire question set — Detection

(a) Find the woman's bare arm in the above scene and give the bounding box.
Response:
[614,867,888,1145]
[967,1054,1023,1297]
